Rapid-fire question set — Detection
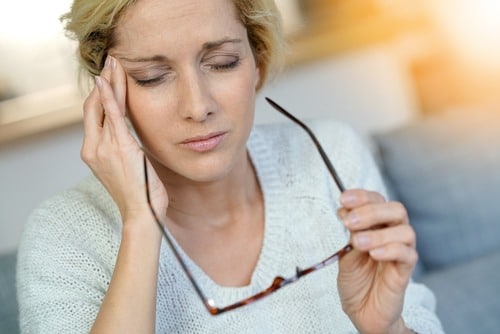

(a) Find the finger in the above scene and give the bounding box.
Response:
[144,156,166,216]
[100,55,113,81]
[351,224,416,252]
[101,55,126,116]
[82,84,104,135]
[340,189,385,209]
[89,58,110,134]
[96,75,134,145]
[82,57,110,132]
[368,242,418,270]
[108,55,127,115]
[96,55,119,142]
[81,82,105,165]
[99,57,128,136]
[342,201,409,230]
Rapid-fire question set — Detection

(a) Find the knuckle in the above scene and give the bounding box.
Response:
[396,224,417,248]
[412,249,419,264]
[408,224,416,237]
[407,247,419,265]
[407,226,417,244]
[99,89,111,104]
[80,146,94,165]
[370,190,386,203]
[391,201,408,220]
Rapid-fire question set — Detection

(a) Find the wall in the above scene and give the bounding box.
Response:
[256,44,418,134]
[0,124,87,254]
[0,43,419,254]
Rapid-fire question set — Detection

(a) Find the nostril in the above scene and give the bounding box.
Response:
[178,74,216,121]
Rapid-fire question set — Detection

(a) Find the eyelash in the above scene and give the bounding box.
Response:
[209,59,240,71]
[134,59,240,87]
[135,76,166,87]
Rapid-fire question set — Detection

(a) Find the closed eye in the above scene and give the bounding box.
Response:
[134,74,168,87]
[208,59,240,71]
[131,57,240,86]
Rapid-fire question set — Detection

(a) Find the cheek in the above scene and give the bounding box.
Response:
[126,89,149,133]
[216,67,259,109]
[127,85,166,115]
[125,86,174,143]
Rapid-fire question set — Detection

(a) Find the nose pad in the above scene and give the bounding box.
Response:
[179,73,214,122]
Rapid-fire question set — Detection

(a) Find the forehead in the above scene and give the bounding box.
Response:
[113,0,244,53]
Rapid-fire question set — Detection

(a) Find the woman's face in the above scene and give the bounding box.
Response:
[111,0,260,183]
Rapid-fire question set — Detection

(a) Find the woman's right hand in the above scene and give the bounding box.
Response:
[81,55,168,229]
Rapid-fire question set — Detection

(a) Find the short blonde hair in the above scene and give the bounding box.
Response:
[61,0,286,89]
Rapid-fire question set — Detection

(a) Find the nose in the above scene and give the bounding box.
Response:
[177,69,215,122]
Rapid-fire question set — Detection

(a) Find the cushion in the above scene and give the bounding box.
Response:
[419,251,500,334]
[374,105,500,270]
[0,251,19,334]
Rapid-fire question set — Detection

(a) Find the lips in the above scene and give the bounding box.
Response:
[180,132,227,153]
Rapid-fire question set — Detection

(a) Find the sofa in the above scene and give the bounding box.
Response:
[373,104,500,333]
[1,105,499,333]
[0,251,18,333]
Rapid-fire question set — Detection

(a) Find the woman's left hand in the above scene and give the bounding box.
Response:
[337,189,417,334]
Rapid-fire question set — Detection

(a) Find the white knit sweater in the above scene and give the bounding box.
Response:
[17,119,443,333]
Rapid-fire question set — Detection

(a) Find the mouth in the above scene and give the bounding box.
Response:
[180,131,227,153]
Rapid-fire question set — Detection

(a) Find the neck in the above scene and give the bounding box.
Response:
[162,152,262,231]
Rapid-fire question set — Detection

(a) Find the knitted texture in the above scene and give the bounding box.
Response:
[17,120,443,333]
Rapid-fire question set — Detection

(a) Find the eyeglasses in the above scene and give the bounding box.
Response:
[143,97,353,316]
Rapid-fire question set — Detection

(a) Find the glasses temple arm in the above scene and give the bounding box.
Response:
[265,97,346,192]
[143,154,213,308]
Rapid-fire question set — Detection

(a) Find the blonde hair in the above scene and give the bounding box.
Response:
[61,0,286,89]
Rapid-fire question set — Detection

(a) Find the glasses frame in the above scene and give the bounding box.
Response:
[144,97,352,316]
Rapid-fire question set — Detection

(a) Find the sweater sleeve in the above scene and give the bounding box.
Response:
[16,186,120,334]
[402,281,445,333]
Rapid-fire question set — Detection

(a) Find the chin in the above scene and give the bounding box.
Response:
[165,152,241,184]
[192,159,238,183]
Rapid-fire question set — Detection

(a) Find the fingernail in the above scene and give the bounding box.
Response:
[355,234,370,248]
[104,56,111,69]
[109,56,116,70]
[95,76,103,89]
[346,212,359,227]
[340,192,356,206]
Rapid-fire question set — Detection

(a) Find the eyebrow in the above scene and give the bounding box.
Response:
[120,38,243,63]
[120,54,168,63]
[202,38,242,51]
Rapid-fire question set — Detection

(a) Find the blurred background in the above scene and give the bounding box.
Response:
[1,0,500,261]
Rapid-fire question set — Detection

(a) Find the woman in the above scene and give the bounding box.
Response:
[17,0,443,333]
